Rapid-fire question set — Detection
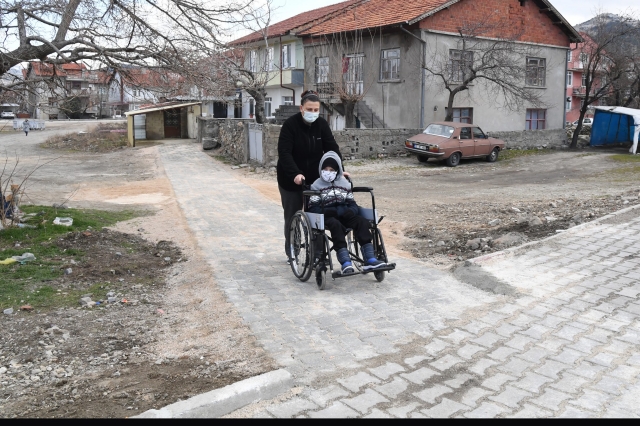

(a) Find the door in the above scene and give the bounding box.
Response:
[473,126,491,155]
[164,108,181,138]
[133,114,146,140]
[343,54,364,96]
[248,123,263,163]
[458,127,475,157]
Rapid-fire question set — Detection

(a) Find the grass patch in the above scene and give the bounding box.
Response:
[498,148,553,162]
[1,206,139,311]
[213,155,233,165]
[40,122,127,153]
[608,154,640,163]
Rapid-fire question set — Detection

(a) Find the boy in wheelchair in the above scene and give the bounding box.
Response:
[308,151,387,274]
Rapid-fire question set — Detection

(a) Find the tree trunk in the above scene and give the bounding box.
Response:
[245,88,266,124]
[444,91,455,121]
[569,106,588,149]
[344,99,356,128]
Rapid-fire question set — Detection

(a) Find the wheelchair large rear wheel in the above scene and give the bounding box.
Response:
[289,211,314,282]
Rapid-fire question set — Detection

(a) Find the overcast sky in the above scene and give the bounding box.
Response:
[270,0,640,27]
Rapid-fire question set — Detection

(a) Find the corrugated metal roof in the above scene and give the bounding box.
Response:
[124,102,202,116]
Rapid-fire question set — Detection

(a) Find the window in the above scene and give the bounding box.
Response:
[282,44,291,69]
[264,96,272,117]
[451,107,473,124]
[566,71,573,87]
[67,81,81,90]
[579,53,588,67]
[526,57,546,87]
[567,50,572,62]
[459,127,472,139]
[525,109,546,130]
[472,127,485,139]
[343,54,364,95]
[266,47,274,71]
[249,98,254,116]
[380,48,400,80]
[566,97,572,111]
[282,96,293,106]
[581,73,587,87]
[449,50,473,82]
[315,57,329,83]
[249,50,257,72]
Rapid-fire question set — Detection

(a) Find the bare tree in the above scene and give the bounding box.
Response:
[421,12,547,122]
[570,12,640,149]
[306,29,380,128]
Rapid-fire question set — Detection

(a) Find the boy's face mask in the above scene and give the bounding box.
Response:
[321,169,337,182]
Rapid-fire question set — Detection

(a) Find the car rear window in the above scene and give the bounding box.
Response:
[424,124,454,138]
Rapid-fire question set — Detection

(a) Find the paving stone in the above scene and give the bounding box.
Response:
[550,348,583,366]
[471,332,503,348]
[306,385,351,407]
[507,403,553,418]
[498,358,534,376]
[363,408,392,418]
[488,385,532,408]
[461,321,491,335]
[568,389,612,411]
[444,373,473,389]
[478,312,510,325]
[404,355,428,368]
[603,340,632,355]
[594,375,627,396]
[429,354,463,371]
[517,347,551,364]
[459,387,493,407]
[488,347,520,361]
[549,373,590,394]
[566,338,601,355]
[463,402,510,418]
[529,388,572,411]
[584,327,614,343]
[524,305,551,318]
[510,314,536,327]
[413,384,453,404]
[495,323,522,338]
[557,406,596,418]
[609,365,640,380]
[421,398,469,418]
[599,319,627,332]
[537,314,566,329]
[469,358,499,376]
[553,325,584,342]
[535,360,570,379]
[267,397,319,418]
[409,412,427,418]
[373,377,409,399]
[505,335,535,351]
[513,372,554,394]
[337,372,381,392]
[341,389,389,414]
[441,329,472,344]
[307,401,360,418]
[520,324,553,339]
[481,373,517,391]
[400,367,440,384]
[424,339,450,356]
[587,352,618,368]
[387,402,422,418]
[369,362,405,380]
[567,362,607,380]
[457,344,485,360]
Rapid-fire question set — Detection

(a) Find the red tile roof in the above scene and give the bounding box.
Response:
[229,0,364,45]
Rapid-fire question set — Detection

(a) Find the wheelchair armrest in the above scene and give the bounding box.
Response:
[352,187,373,192]
[303,190,321,197]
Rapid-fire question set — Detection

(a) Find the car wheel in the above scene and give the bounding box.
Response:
[417,155,429,163]
[446,152,461,167]
[486,148,499,162]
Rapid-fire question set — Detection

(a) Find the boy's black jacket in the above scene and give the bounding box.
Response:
[276,112,342,192]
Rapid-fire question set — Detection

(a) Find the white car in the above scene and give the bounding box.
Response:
[572,118,593,127]
[1,111,15,119]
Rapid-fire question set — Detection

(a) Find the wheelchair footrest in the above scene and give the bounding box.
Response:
[331,263,396,279]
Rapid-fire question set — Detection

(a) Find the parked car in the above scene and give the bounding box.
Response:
[405,122,506,167]
[1,111,15,119]
[572,118,593,127]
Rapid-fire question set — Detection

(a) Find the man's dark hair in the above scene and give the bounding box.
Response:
[301,90,320,105]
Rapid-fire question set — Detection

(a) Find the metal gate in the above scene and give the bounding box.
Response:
[134,114,146,140]
[248,123,263,163]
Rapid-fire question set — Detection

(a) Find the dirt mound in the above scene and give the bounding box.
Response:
[41,123,127,153]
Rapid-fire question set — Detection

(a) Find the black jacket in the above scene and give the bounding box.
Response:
[276,112,343,192]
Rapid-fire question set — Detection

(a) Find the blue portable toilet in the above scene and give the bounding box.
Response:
[590,106,640,154]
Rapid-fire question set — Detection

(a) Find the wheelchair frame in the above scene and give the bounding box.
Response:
[288,178,396,290]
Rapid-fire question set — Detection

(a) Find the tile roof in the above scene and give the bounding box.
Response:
[229,0,363,45]
[294,0,453,36]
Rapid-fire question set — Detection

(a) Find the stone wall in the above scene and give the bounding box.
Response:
[197,117,253,163]
[489,129,568,149]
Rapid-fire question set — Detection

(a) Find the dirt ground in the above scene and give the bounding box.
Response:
[0,123,274,418]
[228,146,640,268]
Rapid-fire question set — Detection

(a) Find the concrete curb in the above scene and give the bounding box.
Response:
[133,369,293,418]
[469,202,640,266]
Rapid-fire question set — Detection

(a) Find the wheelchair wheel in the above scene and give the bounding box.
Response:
[289,211,314,282]
[374,271,385,282]
[316,265,327,290]
[372,227,389,263]
[347,231,363,272]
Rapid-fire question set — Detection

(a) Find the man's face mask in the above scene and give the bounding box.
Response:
[321,169,337,182]
[302,110,319,123]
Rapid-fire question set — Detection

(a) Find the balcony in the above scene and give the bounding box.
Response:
[264,69,304,88]
[572,86,586,97]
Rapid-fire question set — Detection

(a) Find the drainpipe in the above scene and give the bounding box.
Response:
[563,47,569,130]
[279,36,296,108]
[399,25,426,129]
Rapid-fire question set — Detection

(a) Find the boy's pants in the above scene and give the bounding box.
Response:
[324,215,372,251]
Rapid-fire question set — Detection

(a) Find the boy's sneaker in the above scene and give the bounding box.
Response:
[363,259,386,271]
[342,264,355,274]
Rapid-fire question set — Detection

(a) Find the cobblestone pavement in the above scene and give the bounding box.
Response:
[160,143,640,418]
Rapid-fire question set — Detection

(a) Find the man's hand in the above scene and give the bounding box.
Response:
[294,174,305,185]
[343,171,351,179]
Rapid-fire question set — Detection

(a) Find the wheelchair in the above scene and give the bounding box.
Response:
[288,178,396,290]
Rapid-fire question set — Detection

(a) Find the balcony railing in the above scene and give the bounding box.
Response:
[314,82,339,100]
[573,86,587,97]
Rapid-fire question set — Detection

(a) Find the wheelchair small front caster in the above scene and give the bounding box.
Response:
[374,271,385,282]
[316,265,327,290]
